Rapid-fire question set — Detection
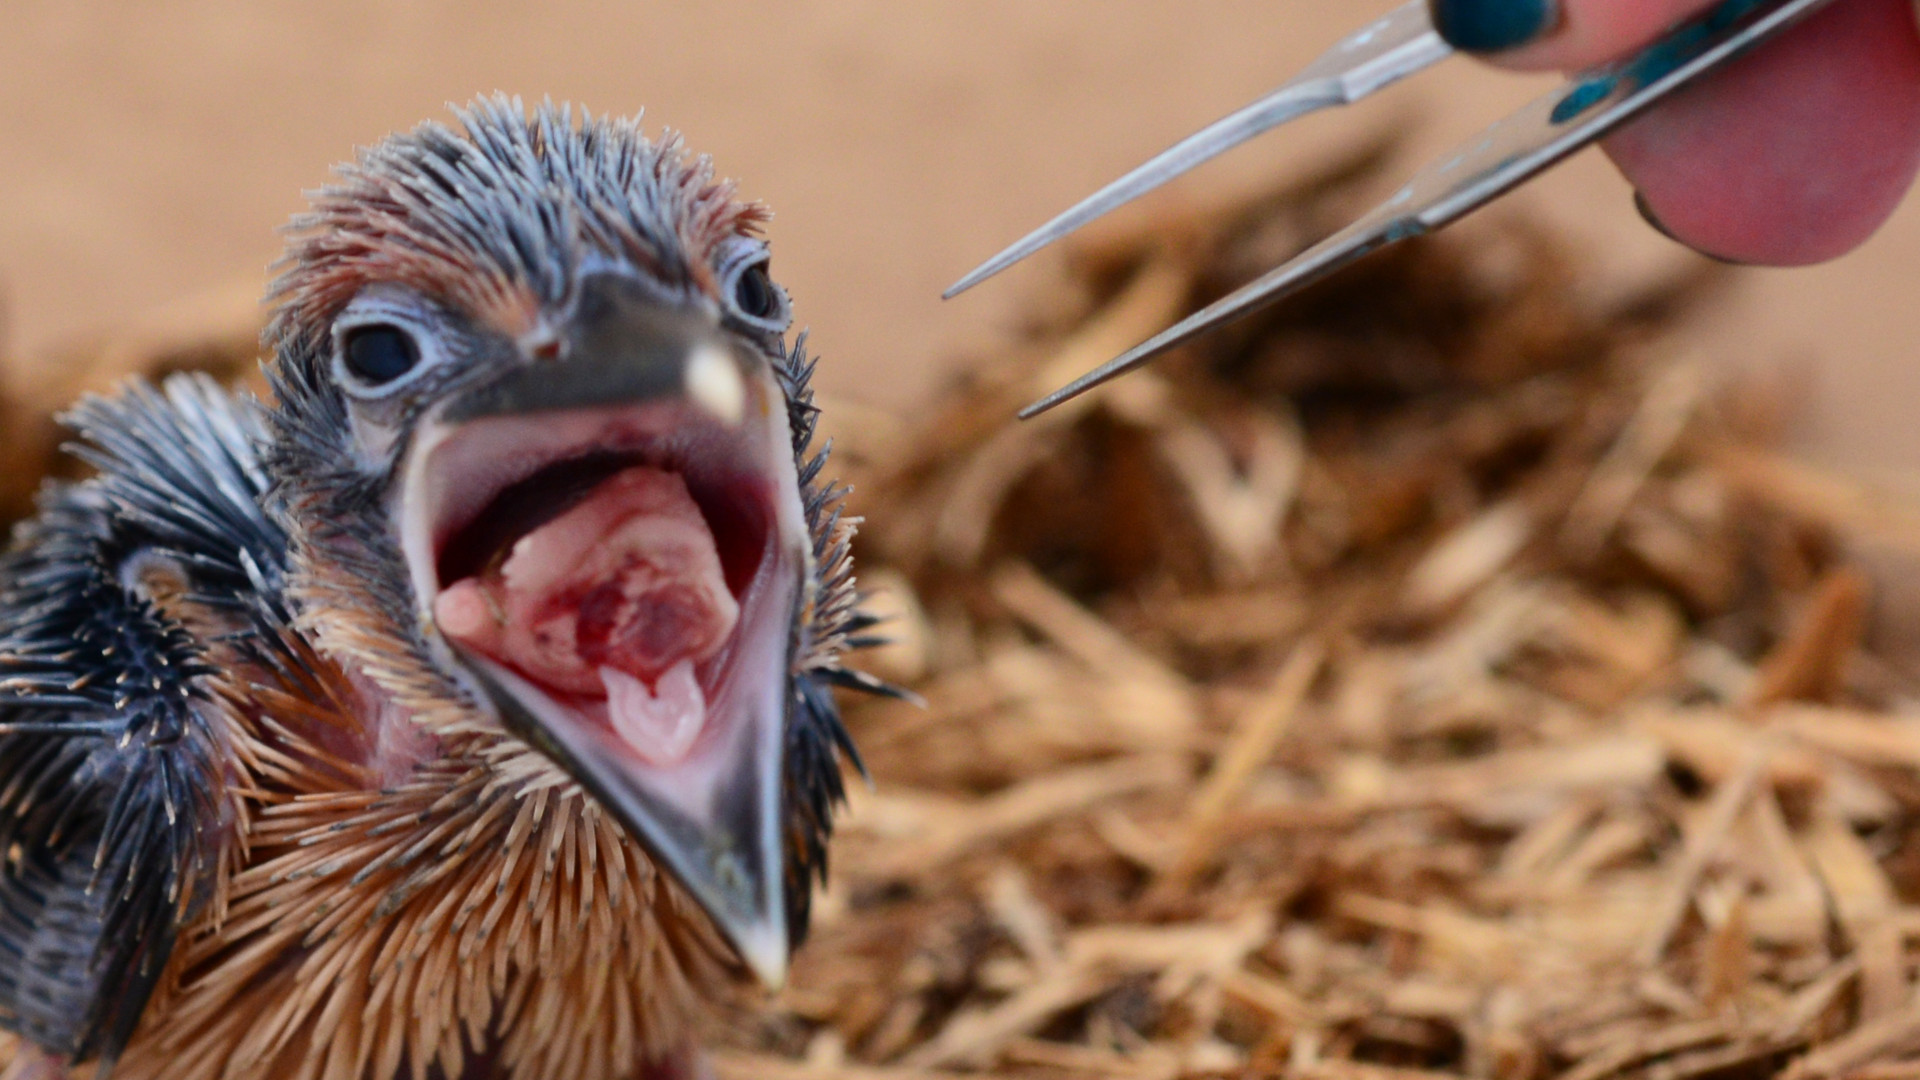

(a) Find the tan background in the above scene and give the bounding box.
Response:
[0,1,1913,482]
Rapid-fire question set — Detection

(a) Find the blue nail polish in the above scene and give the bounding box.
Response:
[1429,0,1559,52]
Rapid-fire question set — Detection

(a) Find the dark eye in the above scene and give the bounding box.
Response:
[732,264,781,321]
[343,324,420,385]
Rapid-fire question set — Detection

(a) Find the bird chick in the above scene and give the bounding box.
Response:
[0,96,885,1080]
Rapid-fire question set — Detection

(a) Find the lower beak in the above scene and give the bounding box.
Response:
[462,655,793,988]
[410,276,802,988]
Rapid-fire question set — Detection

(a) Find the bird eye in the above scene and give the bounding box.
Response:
[342,324,420,386]
[732,263,781,321]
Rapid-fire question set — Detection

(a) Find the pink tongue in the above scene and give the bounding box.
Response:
[436,465,740,742]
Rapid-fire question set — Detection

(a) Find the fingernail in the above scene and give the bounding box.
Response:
[1633,191,1683,244]
[1634,191,1753,266]
[1428,0,1559,52]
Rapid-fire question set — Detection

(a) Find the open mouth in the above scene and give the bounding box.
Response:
[392,331,807,987]
[425,406,779,768]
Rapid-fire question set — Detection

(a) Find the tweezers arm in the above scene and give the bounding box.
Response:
[946,2,1450,299]
[1297,1,1451,98]
[1021,0,1843,419]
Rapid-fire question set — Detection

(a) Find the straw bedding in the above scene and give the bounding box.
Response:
[716,153,1920,1080]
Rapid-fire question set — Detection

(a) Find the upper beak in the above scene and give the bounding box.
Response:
[411,274,800,988]
[440,282,747,427]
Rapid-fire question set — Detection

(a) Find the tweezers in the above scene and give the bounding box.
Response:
[944,0,1841,418]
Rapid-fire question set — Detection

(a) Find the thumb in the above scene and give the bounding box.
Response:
[1604,0,1920,265]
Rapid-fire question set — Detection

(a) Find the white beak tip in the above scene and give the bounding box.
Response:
[735,919,790,991]
[685,344,746,426]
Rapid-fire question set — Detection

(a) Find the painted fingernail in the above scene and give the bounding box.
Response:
[1634,191,1753,266]
[1428,0,1559,52]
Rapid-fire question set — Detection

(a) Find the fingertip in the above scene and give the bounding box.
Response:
[1604,0,1920,266]
[1475,0,1724,70]
[1428,0,1561,54]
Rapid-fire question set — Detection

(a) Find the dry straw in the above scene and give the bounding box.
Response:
[722,146,1920,1080]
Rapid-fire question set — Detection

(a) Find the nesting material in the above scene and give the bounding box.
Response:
[715,157,1920,1079]
[3,151,1919,1080]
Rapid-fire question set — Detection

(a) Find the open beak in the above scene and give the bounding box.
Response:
[394,274,806,988]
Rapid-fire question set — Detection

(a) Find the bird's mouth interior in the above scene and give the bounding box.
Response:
[401,388,802,775]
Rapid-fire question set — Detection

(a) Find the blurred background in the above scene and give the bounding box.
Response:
[0,0,1914,485]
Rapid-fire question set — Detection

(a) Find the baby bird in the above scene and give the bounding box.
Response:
[0,96,882,1080]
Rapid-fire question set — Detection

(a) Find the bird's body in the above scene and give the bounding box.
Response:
[0,98,874,1080]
